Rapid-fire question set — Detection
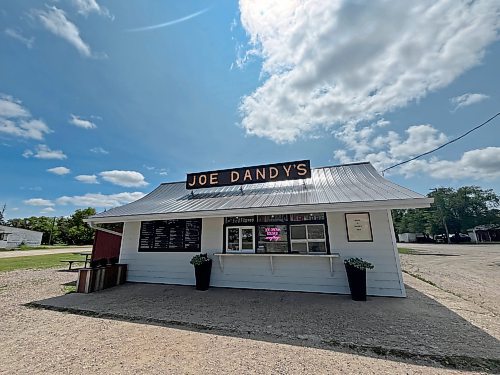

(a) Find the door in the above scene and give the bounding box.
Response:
[226,226,255,253]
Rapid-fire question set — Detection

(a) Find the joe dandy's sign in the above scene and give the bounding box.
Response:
[186,160,311,189]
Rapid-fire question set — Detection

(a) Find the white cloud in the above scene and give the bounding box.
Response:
[35,6,92,57]
[24,198,54,207]
[72,0,113,19]
[47,166,71,175]
[400,147,500,180]
[333,122,448,171]
[0,94,52,140]
[99,170,148,187]
[24,144,67,160]
[69,114,97,129]
[22,149,34,158]
[75,174,98,184]
[450,93,489,111]
[238,0,500,143]
[56,192,146,207]
[90,146,109,154]
[5,28,34,48]
[41,207,55,214]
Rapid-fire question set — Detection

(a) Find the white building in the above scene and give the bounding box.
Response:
[0,225,43,249]
[85,161,433,298]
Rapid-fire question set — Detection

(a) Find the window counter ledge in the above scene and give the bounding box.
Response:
[213,252,340,274]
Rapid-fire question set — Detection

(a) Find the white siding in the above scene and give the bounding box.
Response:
[119,210,405,297]
[0,226,43,249]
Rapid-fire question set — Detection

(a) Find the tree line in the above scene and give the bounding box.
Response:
[0,207,96,246]
[392,186,500,237]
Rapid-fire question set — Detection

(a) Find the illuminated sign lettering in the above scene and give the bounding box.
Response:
[186,160,311,190]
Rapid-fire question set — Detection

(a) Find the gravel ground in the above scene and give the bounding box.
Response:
[400,243,500,317]
[0,268,498,374]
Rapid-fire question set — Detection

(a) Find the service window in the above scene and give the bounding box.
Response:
[257,224,289,253]
[226,226,255,253]
[290,224,327,254]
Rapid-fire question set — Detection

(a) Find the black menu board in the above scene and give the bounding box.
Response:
[138,219,202,252]
[184,219,202,251]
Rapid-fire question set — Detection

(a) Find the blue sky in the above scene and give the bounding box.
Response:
[1,0,500,219]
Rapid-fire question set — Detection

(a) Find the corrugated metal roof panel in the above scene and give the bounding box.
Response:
[89,162,429,220]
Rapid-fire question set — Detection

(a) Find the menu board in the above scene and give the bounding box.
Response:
[139,219,202,252]
[184,219,202,251]
[345,213,373,242]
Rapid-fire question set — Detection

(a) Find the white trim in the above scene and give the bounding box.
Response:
[88,222,123,237]
[387,209,406,297]
[213,253,340,274]
[225,226,255,253]
[85,198,433,224]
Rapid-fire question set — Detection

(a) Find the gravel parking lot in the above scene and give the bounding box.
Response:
[1,244,499,375]
[400,243,500,318]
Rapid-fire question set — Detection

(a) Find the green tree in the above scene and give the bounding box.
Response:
[392,186,500,238]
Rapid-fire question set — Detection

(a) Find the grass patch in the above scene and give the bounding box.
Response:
[62,285,77,294]
[0,253,85,273]
[398,247,417,255]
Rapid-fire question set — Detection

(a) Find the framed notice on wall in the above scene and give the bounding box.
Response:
[345,213,373,242]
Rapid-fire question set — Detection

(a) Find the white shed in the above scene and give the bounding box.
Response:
[85,161,433,298]
[0,225,43,249]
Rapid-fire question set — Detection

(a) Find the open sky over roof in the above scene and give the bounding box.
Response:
[1,0,500,218]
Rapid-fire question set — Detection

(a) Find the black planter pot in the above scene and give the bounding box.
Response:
[194,260,212,291]
[344,263,367,301]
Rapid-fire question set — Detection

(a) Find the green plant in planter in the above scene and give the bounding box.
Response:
[344,257,374,270]
[190,253,211,266]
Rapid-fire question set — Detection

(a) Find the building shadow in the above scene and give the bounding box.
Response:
[27,283,500,373]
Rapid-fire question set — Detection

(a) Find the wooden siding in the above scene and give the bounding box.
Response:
[92,230,122,261]
[119,210,405,297]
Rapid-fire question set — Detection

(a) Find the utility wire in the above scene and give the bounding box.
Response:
[381,111,500,174]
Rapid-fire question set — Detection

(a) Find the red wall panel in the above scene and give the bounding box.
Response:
[92,230,122,261]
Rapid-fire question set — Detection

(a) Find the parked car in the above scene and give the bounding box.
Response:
[434,234,447,243]
[449,233,472,243]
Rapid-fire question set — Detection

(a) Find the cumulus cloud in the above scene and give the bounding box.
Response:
[35,6,92,57]
[450,93,489,111]
[24,144,67,160]
[75,174,98,184]
[400,147,500,180]
[99,170,148,187]
[41,207,55,213]
[69,114,97,129]
[24,198,54,207]
[56,192,146,207]
[5,28,34,48]
[0,94,52,140]
[90,147,109,154]
[333,122,448,171]
[72,0,113,19]
[47,166,71,175]
[238,0,500,143]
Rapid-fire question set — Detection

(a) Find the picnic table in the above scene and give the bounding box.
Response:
[60,252,92,271]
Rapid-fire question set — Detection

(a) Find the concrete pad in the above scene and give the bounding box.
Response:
[30,280,500,369]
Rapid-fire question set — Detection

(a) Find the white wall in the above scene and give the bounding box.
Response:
[119,210,405,297]
[0,226,43,249]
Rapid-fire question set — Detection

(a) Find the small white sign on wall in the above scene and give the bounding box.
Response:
[345,213,373,242]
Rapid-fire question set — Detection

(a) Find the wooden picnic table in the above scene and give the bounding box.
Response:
[72,252,92,268]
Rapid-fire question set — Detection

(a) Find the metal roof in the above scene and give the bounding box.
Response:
[88,162,432,222]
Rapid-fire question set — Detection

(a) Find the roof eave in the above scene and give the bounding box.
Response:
[84,197,434,224]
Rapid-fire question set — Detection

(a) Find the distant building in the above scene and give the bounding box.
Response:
[467,225,500,243]
[0,225,43,249]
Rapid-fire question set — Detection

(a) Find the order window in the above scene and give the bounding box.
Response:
[226,226,255,253]
[290,224,327,254]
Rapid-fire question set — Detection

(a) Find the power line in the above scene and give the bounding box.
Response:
[381,111,500,174]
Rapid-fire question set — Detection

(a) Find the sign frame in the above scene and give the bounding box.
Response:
[345,212,373,242]
[186,160,311,190]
